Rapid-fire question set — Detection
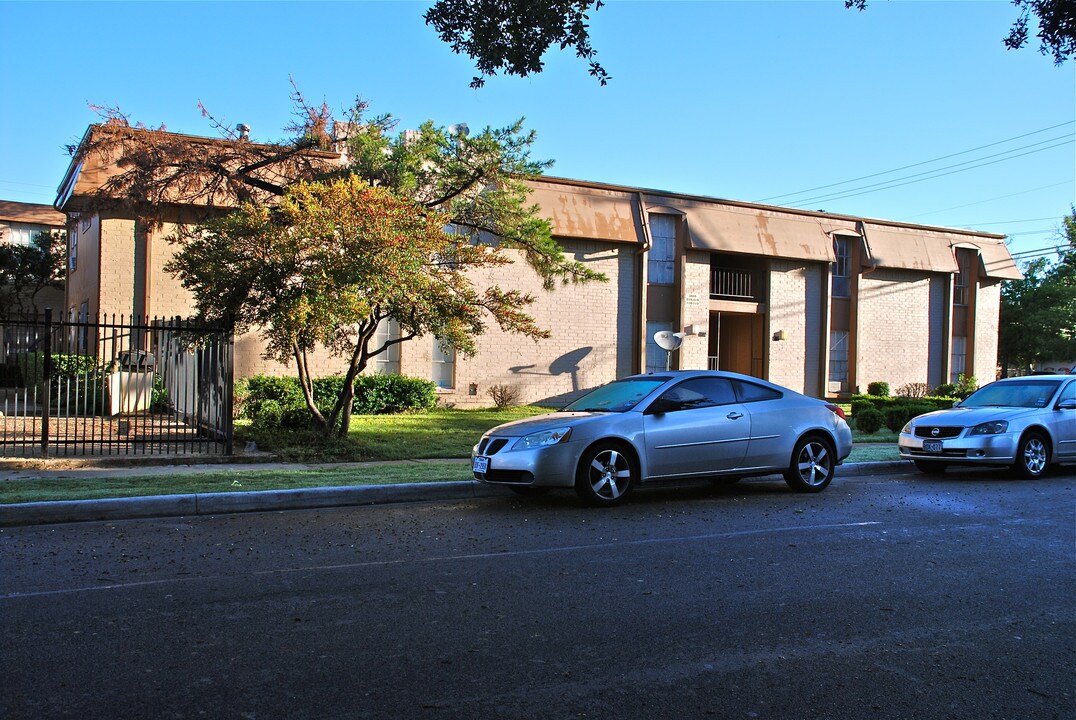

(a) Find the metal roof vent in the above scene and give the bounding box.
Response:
[236,124,251,141]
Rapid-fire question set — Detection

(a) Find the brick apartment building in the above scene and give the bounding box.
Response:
[0,200,67,314]
[52,126,1022,406]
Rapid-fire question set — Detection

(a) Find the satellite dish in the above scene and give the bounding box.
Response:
[653,330,685,351]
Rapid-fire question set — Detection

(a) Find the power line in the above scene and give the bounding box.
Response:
[957,217,1063,227]
[899,180,1075,221]
[758,120,1076,203]
[786,139,1074,207]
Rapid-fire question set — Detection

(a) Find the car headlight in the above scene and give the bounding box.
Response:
[970,420,1008,435]
[512,427,572,450]
[901,421,912,434]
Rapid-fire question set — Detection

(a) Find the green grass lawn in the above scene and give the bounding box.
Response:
[238,405,551,462]
[0,406,900,504]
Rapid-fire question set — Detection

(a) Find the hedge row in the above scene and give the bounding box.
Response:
[236,373,438,430]
[850,395,957,434]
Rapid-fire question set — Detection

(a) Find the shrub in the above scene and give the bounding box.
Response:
[954,373,978,399]
[240,372,438,427]
[352,374,437,414]
[883,401,938,433]
[253,398,285,430]
[867,381,890,398]
[896,382,931,399]
[933,383,957,398]
[855,407,884,434]
[487,384,521,409]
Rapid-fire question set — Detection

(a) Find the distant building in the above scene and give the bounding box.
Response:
[0,200,66,314]
[54,125,1022,404]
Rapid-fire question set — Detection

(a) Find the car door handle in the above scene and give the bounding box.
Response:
[726,412,744,420]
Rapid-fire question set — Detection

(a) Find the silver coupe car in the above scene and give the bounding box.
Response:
[898,374,1076,478]
[472,370,853,506]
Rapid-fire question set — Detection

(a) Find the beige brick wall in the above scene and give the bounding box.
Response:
[767,260,814,394]
[974,280,1002,382]
[856,268,933,392]
[680,251,711,370]
[148,223,197,319]
[65,214,101,318]
[97,218,137,318]
[408,238,636,407]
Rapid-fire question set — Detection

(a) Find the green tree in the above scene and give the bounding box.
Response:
[999,208,1076,374]
[425,1,1072,90]
[0,230,66,316]
[77,91,604,437]
[425,0,608,88]
[847,0,1074,64]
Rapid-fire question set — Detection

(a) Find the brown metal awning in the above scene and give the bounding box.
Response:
[971,241,1023,280]
[526,181,641,243]
[683,204,835,262]
[861,224,960,273]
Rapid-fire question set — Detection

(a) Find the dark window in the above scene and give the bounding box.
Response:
[954,251,971,306]
[650,377,737,413]
[832,236,851,298]
[734,380,782,403]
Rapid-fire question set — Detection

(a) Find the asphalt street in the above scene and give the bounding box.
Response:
[1,466,1073,719]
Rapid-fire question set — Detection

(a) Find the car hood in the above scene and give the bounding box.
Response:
[912,406,1043,427]
[485,412,616,437]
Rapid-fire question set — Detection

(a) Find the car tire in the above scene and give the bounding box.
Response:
[1012,431,1050,479]
[509,486,551,497]
[575,442,637,506]
[913,460,948,474]
[783,435,835,493]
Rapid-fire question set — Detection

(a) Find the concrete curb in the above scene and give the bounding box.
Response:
[0,461,912,528]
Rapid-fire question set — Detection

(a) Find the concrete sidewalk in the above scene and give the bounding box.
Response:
[0,458,911,527]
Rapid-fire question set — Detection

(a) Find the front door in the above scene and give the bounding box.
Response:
[710,313,764,378]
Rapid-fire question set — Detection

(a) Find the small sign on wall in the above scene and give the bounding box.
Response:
[685,293,701,307]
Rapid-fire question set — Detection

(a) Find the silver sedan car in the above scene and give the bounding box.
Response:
[898,374,1076,478]
[472,370,853,505]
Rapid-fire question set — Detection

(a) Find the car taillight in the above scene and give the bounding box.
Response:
[825,403,847,420]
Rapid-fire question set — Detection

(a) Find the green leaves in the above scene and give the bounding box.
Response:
[424,0,610,88]
[1000,206,1076,370]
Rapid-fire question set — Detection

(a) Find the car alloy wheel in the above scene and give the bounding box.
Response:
[576,442,636,506]
[1013,432,1049,479]
[783,436,835,492]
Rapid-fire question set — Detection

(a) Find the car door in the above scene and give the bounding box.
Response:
[641,377,751,479]
[733,379,797,469]
[1050,379,1076,461]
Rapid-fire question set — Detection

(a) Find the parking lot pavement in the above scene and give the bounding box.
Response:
[0,460,911,527]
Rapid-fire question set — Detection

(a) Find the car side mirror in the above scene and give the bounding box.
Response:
[1058,398,1076,410]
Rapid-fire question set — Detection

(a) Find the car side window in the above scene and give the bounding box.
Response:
[733,380,782,403]
[1059,380,1075,404]
[650,378,737,413]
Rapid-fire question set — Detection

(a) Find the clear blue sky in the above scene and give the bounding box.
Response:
[1,1,1073,263]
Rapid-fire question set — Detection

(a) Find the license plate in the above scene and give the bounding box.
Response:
[472,456,490,474]
[923,440,943,453]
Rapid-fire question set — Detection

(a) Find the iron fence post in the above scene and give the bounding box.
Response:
[41,308,52,457]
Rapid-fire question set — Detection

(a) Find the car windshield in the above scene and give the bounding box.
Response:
[563,377,670,413]
[960,380,1062,409]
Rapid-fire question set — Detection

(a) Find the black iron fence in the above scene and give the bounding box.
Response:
[0,310,234,458]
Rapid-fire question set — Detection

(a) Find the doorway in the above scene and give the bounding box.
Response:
[708,312,764,378]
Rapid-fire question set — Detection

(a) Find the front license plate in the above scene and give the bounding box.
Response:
[472,456,490,474]
[923,440,943,453]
